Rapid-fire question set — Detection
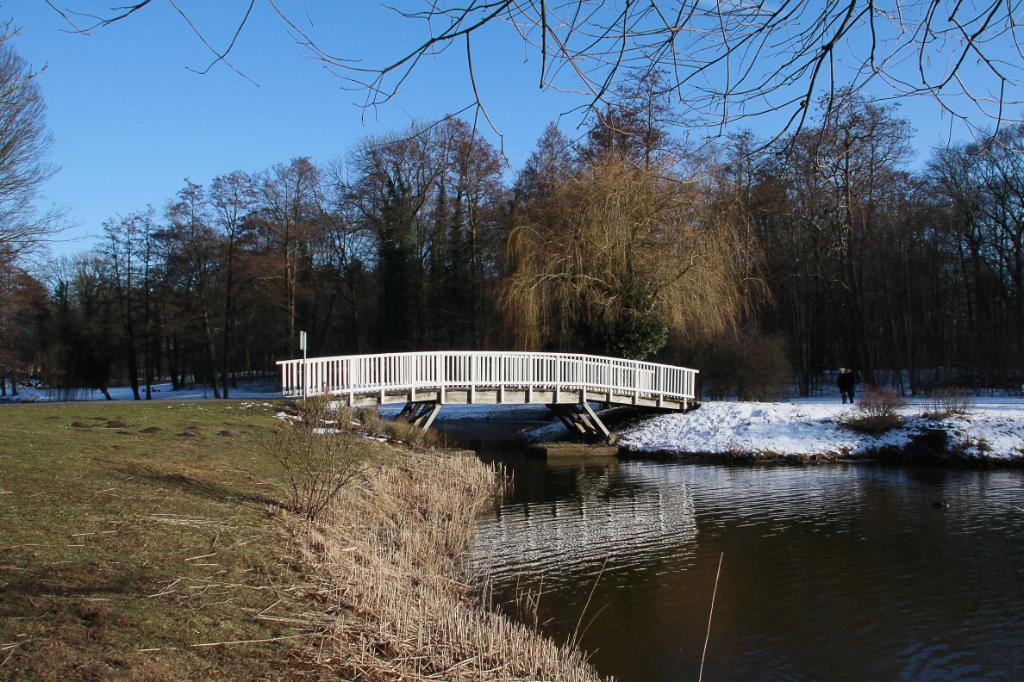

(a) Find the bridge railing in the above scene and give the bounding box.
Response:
[277,351,697,405]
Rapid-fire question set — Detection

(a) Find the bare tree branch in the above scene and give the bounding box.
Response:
[48,1,1024,144]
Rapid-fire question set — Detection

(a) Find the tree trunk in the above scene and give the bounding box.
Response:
[221,238,235,399]
[200,301,221,399]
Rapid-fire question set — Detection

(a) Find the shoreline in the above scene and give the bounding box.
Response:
[618,446,1024,467]
[616,400,1024,467]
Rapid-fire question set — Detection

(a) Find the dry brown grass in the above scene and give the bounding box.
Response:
[842,386,905,435]
[924,387,975,419]
[353,406,442,448]
[285,451,607,681]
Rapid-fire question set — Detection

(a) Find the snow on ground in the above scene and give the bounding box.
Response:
[619,398,1024,462]
[1,382,280,403]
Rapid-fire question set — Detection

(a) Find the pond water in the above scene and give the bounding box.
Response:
[454,428,1024,681]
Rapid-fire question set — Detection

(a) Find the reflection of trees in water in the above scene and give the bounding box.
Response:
[471,463,698,585]
[621,461,873,527]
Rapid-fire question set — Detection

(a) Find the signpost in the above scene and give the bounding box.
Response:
[299,331,308,399]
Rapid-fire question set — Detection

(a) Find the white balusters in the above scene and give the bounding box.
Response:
[277,350,698,404]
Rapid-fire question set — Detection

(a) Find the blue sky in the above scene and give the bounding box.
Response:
[8,2,1017,257]
[12,2,572,256]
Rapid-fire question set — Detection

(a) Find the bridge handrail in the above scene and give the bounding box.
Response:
[276,350,698,404]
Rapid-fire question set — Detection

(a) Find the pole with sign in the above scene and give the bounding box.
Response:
[299,331,308,399]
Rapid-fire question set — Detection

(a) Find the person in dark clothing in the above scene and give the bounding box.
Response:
[837,368,856,404]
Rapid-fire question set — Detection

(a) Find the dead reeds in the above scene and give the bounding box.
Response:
[285,449,607,681]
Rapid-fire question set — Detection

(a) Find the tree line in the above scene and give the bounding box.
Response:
[4,72,1024,398]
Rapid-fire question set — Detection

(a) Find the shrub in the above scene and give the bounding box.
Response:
[924,386,975,419]
[842,386,905,435]
[858,385,906,418]
[265,396,368,521]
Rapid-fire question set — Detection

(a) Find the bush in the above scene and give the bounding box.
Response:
[265,396,368,521]
[924,386,974,419]
[842,386,905,435]
[858,385,906,419]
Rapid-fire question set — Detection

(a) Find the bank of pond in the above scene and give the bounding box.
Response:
[614,399,1024,465]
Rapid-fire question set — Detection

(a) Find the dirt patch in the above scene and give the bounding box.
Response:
[105,420,128,429]
[70,421,91,428]
[178,430,202,438]
[216,430,241,438]
[140,426,162,434]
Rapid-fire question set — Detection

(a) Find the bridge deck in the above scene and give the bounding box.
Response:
[277,351,698,411]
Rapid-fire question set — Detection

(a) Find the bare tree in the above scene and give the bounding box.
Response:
[49,2,1024,144]
[210,170,258,398]
[255,158,323,357]
[166,180,222,398]
[0,26,58,261]
[102,212,154,399]
[349,128,441,350]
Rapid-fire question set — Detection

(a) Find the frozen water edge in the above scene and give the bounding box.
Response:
[618,398,1024,463]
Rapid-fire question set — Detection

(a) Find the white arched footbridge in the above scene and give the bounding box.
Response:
[278,351,698,439]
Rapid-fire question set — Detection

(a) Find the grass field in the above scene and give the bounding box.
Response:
[0,400,322,680]
[0,400,605,681]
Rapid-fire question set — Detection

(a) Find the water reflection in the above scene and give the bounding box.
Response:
[473,462,698,584]
[471,458,1024,681]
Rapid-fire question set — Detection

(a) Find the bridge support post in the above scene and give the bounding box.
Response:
[549,403,613,443]
[398,400,442,432]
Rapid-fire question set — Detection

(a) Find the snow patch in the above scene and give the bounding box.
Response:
[619,399,1024,461]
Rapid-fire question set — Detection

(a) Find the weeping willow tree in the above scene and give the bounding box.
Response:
[500,155,758,360]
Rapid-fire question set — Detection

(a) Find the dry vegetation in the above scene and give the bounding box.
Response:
[0,400,605,681]
[270,397,604,679]
[286,452,605,681]
[347,405,442,448]
[265,397,369,520]
[924,387,975,420]
[842,386,906,435]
